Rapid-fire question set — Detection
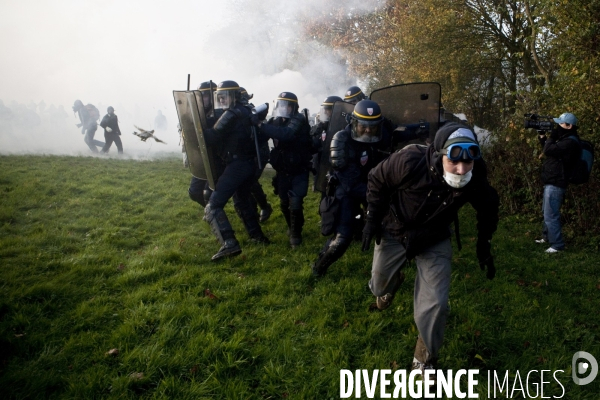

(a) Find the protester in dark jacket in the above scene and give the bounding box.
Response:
[535,112,581,252]
[362,122,499,378]
[100,106,123,154]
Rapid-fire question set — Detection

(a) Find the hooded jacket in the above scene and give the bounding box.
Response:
[366,123,499,259]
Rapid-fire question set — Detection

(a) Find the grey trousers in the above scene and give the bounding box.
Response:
[369,232,452,362]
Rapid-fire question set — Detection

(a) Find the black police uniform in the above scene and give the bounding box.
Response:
[311,124,389,275]
[202,96,269,260]
[258,110,312,247]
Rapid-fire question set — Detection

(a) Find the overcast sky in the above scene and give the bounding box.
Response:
[0,0,376,156]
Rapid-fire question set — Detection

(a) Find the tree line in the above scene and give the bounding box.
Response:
[299,0,600,243]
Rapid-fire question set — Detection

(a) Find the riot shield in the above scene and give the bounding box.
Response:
[370,82,441,150]
[314,101,355,193]
[173,90,218,189]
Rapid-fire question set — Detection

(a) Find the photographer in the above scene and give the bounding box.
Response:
[535,112,581,253]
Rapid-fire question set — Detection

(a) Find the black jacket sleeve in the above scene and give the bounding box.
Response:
[259,114,306,142]
[203,109,238,145]
[468,159,499,242]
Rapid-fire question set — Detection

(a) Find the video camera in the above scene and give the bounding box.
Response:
[524,113,554,132]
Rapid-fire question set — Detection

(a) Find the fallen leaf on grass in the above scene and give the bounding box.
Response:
[129,372,144,380]
[179,238,186,247]
[204,289,218,300]
[106,348,119,356]
[14,333,25,338]
[517,280,527,286]
[390,361,399,370]
[524,341,531,348]
[117,264,125,271]
[537,357,547,364]
[532,281,542,287]
[190,364,199,375]
[294,320,305,325]
[343,320,349,328]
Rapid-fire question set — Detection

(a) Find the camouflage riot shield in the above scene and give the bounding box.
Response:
[173,90,219,189]
[370,82,441,151]
[314,100,355,193]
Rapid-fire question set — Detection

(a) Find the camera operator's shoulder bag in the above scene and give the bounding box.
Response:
[568,135,594,184]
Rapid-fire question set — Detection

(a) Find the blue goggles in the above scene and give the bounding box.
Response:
[440,143,481,162]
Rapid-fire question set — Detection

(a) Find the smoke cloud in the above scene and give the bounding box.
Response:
[0,0,381,157]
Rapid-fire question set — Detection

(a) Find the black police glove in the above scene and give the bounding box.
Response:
[361,220,382,252]
[476,238,495,280]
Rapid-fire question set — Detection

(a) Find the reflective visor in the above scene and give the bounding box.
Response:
[442,143,481,161]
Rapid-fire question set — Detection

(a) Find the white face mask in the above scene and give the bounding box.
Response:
[443,170,472,188]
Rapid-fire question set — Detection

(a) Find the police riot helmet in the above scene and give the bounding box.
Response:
[239,87,254,105]
[319,95,343,123]
[272,92,299,118]
[344,86,367,104]
[214,80,241,110]
[198,81,217,110]
[350,100,383,143]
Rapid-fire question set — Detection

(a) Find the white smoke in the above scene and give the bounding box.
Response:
[0,0,382,157]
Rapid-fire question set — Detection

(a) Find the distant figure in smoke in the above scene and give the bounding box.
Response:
[154,110,168,132]
[99,106,123,154]
[73,99,102,152]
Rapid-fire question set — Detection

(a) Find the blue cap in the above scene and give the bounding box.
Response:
[553,112,578,126]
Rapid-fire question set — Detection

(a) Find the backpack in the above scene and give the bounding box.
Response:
[85,104,100,121]
[568,136,594,185]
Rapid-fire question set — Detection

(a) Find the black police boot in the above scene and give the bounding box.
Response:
[280,204,291,236]
[204,204,241,261]
[311,234,351,277]
[251,183,273,223]
[211,238,242,261]
[236,201,271,244]
[259,203,273,223]
[289,209,304,248]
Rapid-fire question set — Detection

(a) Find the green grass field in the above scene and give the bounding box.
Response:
[0,155,598,399]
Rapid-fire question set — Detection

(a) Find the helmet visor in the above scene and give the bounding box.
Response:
[351,120,382,143]
[214,90,235,110]
[319,105,333,122]
[201,91,213,110]
[273,99,295,118]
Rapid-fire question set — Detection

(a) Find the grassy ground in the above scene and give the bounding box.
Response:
[0,154,598,399]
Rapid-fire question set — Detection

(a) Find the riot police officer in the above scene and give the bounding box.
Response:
[311,95,343,193]
[311,99,389,276]
[343,86,367,105]
[202,80,270,261]
[239,87,273,223]
[254,92,313,248]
